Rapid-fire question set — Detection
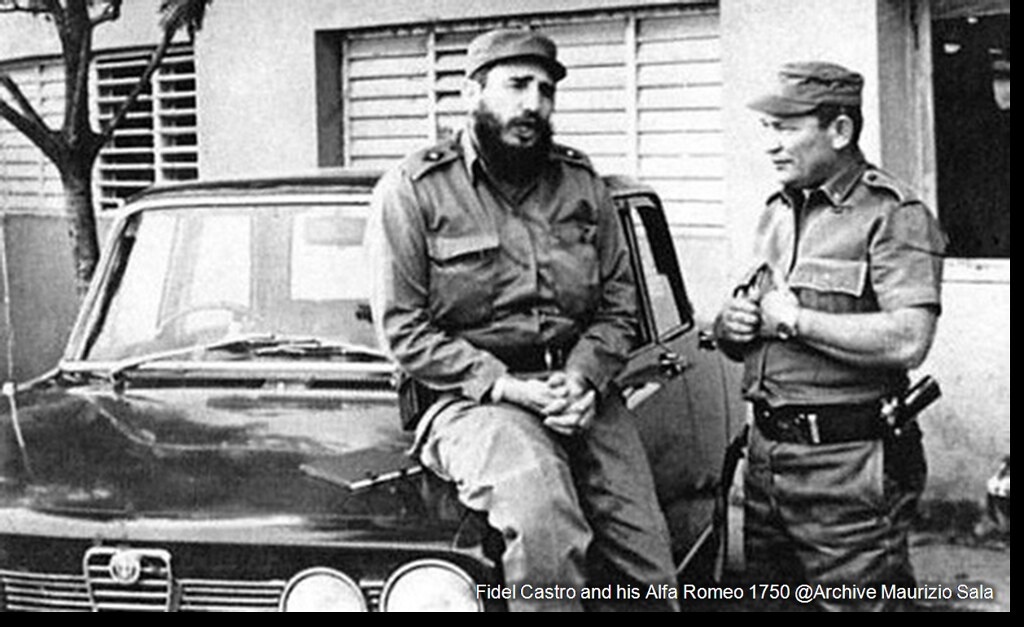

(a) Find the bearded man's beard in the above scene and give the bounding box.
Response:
[472,105,553,186]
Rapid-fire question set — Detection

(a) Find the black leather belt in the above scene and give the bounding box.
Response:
[753,401,885,445]
[489,344,570,373]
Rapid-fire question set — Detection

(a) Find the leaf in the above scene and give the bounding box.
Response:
[159,0,211,39]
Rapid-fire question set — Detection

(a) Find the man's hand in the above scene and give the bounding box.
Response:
[495,374,571,416]
[541,371,597,437]
[760,284,800,339]
[717,295,762,344]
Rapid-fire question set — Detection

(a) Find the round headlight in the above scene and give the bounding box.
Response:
[381,559,483,612]
[280,568,367,612]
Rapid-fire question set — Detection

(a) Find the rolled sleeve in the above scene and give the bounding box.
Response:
[565,180,639,394]
[367,167,508,401]
[869,202,946,312]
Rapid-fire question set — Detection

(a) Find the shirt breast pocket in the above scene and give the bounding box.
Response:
[549,219,600,316]
[427,233,499,327]
[789,257,874,313]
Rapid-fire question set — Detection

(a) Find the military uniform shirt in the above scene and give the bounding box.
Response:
[367,130,638,402]
[743,150,946,406]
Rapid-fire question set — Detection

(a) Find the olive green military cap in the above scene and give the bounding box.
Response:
[748,61,864,115]
[465,29,567,82]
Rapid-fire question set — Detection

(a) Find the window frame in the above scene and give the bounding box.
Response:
[614,188,694,348]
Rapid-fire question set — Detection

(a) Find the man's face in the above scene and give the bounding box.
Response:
[469,61,555,152]
[760,113,841,189]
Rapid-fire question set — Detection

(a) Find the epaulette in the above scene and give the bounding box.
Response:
[861,167,918,204]
[766,189,788,207]
[407,141,460,181]
[550,143,595,173]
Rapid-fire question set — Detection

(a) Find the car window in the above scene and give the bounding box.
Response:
[291,212,368,302]
[618,194,693,344]
[186,214,252,310]
[88,212,177,357]
[632,220,684,336]
[85,204,378,361]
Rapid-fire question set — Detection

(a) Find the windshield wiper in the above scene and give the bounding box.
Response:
[106,334,390,382]
[251,337,390,361]
[107,333,284,382]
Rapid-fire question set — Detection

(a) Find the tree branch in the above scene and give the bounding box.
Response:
[0,97,60,164]
[90,0,121,27]
[0,1,47,15]
[0,73,50,133]
[40,0,65,29]
[95,28,175,149]
[65,23,97,150]
[0,0,67,30]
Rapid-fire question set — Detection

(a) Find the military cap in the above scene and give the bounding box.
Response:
[748,61,864,116]
[465,29,567,82]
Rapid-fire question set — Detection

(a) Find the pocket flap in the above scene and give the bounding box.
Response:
[789,258,868,296]
[552,221,597,245]
[427,233,499,261]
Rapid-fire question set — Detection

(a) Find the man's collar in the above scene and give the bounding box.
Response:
[818,148,867,207]
[458,128,483,184]
[778,148,867,211]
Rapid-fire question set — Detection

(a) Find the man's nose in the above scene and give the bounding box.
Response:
[519,84,545,113]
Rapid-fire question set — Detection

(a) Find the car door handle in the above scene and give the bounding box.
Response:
[622,381,662,410]
[698,329,717,351]
[659,351,689,378]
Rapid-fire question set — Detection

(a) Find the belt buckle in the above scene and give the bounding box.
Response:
[543,346,554,371]
[804,412,821,444]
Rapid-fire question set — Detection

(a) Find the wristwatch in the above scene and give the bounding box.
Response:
[776,307,800,341]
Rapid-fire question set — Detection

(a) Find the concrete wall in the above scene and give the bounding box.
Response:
[923,265,1011,500]
[193,0,693,179]
[0,214,79,382]
[0,2,175,61]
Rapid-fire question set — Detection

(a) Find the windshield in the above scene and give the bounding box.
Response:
[85,203,379,362]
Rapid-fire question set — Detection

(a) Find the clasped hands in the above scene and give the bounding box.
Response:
[718,267,801,344]
[495,370,596,437]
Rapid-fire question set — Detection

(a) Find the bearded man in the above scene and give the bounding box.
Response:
[367,29,677,611]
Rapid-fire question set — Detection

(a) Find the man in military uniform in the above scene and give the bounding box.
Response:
[367,29,677,611]
[714,62,945,611]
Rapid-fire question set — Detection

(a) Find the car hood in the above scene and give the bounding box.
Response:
[0,381,448,531]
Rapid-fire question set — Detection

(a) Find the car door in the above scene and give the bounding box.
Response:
[609,185,742,571]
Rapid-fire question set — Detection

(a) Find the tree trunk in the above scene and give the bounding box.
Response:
[60,162,100,296]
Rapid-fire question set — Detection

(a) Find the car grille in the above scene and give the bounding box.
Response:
[0,569,384,612]
[0,570,91,611]
[176,579,287,612]
[84,547,174,611]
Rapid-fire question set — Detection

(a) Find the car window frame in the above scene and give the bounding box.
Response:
[614,189,695,349]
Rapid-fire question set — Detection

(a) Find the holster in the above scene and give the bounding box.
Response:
[883,418,927,493]
[397,372,441,431]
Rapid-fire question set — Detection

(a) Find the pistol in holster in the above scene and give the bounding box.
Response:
[880,375,941,489]
[881,375,942,438]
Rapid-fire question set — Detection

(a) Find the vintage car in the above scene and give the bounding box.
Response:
[0,172,743,612]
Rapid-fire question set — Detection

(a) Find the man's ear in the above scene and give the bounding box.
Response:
[830,114,855,151]
[463,77,483,109]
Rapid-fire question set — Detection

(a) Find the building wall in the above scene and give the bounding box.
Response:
[194,0,694,180]
[0,2,170,60]
[0,215,79,381]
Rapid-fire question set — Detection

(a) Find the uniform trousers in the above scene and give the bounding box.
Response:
[418,390,678,612]
[744,416,926,611]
